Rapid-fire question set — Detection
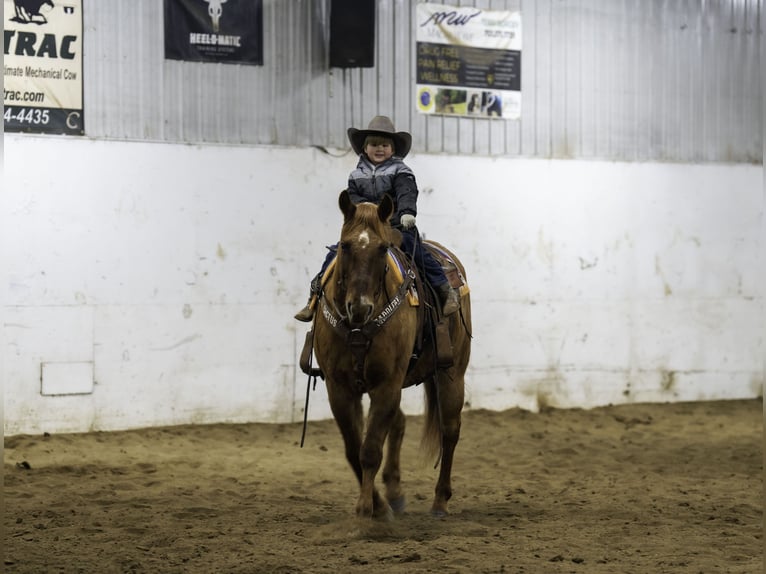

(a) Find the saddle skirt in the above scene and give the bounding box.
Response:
[423,240,471,298]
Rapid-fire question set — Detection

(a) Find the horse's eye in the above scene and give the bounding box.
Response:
[340,241,351,252]
[378,245,388,257]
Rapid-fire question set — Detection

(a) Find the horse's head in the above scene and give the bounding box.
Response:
[335,190,395,327]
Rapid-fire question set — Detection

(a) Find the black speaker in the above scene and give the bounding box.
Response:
[329,0,375,68]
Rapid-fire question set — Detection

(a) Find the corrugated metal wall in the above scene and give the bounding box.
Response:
[84,0,761,162]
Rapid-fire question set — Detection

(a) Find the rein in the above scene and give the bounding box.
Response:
[320,266,415,388]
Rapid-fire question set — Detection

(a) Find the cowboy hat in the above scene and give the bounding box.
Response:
[347,116,412,158]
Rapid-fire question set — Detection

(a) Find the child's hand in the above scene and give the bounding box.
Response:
[400,214,416,229]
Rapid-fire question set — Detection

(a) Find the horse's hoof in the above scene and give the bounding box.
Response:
[430,508,448,518]
[372,505,394,522]
[388,495,406,514]
[378,504,394,522]
[360,501,394,522]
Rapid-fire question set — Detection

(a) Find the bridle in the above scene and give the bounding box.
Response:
[319,260,415,389]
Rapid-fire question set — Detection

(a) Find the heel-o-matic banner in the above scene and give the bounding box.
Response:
[164,0,263,65]
[416,3,522,120]
[3,0,84,135]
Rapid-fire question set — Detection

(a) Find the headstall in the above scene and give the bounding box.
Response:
[320,267,415,388]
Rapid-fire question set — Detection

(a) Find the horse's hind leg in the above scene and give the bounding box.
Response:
[429,370,465,516]
[382,406,406,514]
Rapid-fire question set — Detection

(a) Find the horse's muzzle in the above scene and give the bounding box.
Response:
[346,296,374,327]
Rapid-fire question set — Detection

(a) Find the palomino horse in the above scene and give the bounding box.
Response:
[311,190,472,519]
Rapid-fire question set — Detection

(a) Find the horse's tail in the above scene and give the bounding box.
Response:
[421,378,442,463]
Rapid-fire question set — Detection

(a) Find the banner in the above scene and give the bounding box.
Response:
[415,3,522,119]
[164,0,263,65]
[3,0,84,135]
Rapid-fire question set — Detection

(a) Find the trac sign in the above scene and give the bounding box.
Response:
[3,0,84,135]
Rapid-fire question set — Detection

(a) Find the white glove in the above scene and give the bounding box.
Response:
[400,214,416,229]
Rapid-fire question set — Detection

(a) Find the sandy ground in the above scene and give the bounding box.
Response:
[4,398,763,574]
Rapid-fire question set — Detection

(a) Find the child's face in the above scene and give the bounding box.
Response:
[365,138,394,165]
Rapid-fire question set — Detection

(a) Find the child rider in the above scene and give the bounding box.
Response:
[294,115,459,322]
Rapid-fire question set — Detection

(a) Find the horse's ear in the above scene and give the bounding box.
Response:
[378,194,394,223]
[339,190,355,222]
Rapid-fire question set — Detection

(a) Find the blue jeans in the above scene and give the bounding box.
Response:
[399,230,448,287]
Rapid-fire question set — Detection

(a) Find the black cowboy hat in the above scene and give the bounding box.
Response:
[347,116,412,158]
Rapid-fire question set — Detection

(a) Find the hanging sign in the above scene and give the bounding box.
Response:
[3,0,85,135]
[416,3,522,119]
[164,0,264,65]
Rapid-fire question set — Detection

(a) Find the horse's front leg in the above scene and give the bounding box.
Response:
[358,386,402,519]
[382,407,406,514]
[326,382,366,497]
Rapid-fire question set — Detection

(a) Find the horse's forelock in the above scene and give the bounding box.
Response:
[341,202,388,243]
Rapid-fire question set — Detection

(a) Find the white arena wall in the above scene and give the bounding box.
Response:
[2,134,763,435]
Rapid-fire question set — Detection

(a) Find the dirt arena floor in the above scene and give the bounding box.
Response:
[4,398,763,574]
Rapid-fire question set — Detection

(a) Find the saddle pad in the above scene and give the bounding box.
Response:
[387,250,419,306]
[423,241,470,297]
[319,256,337,290]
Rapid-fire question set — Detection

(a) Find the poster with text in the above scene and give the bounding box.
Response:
[164,0,263,65]
[416,3,521,120]
[4,0,84,135]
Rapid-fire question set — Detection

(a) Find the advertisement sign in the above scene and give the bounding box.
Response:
[164,0,264,65]
[416,3,522,119]
[3,0,84,135]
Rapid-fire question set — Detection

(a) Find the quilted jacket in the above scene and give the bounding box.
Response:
[346,155,418,228]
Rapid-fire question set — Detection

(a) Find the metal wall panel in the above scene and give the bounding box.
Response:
[82,0,761,163]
